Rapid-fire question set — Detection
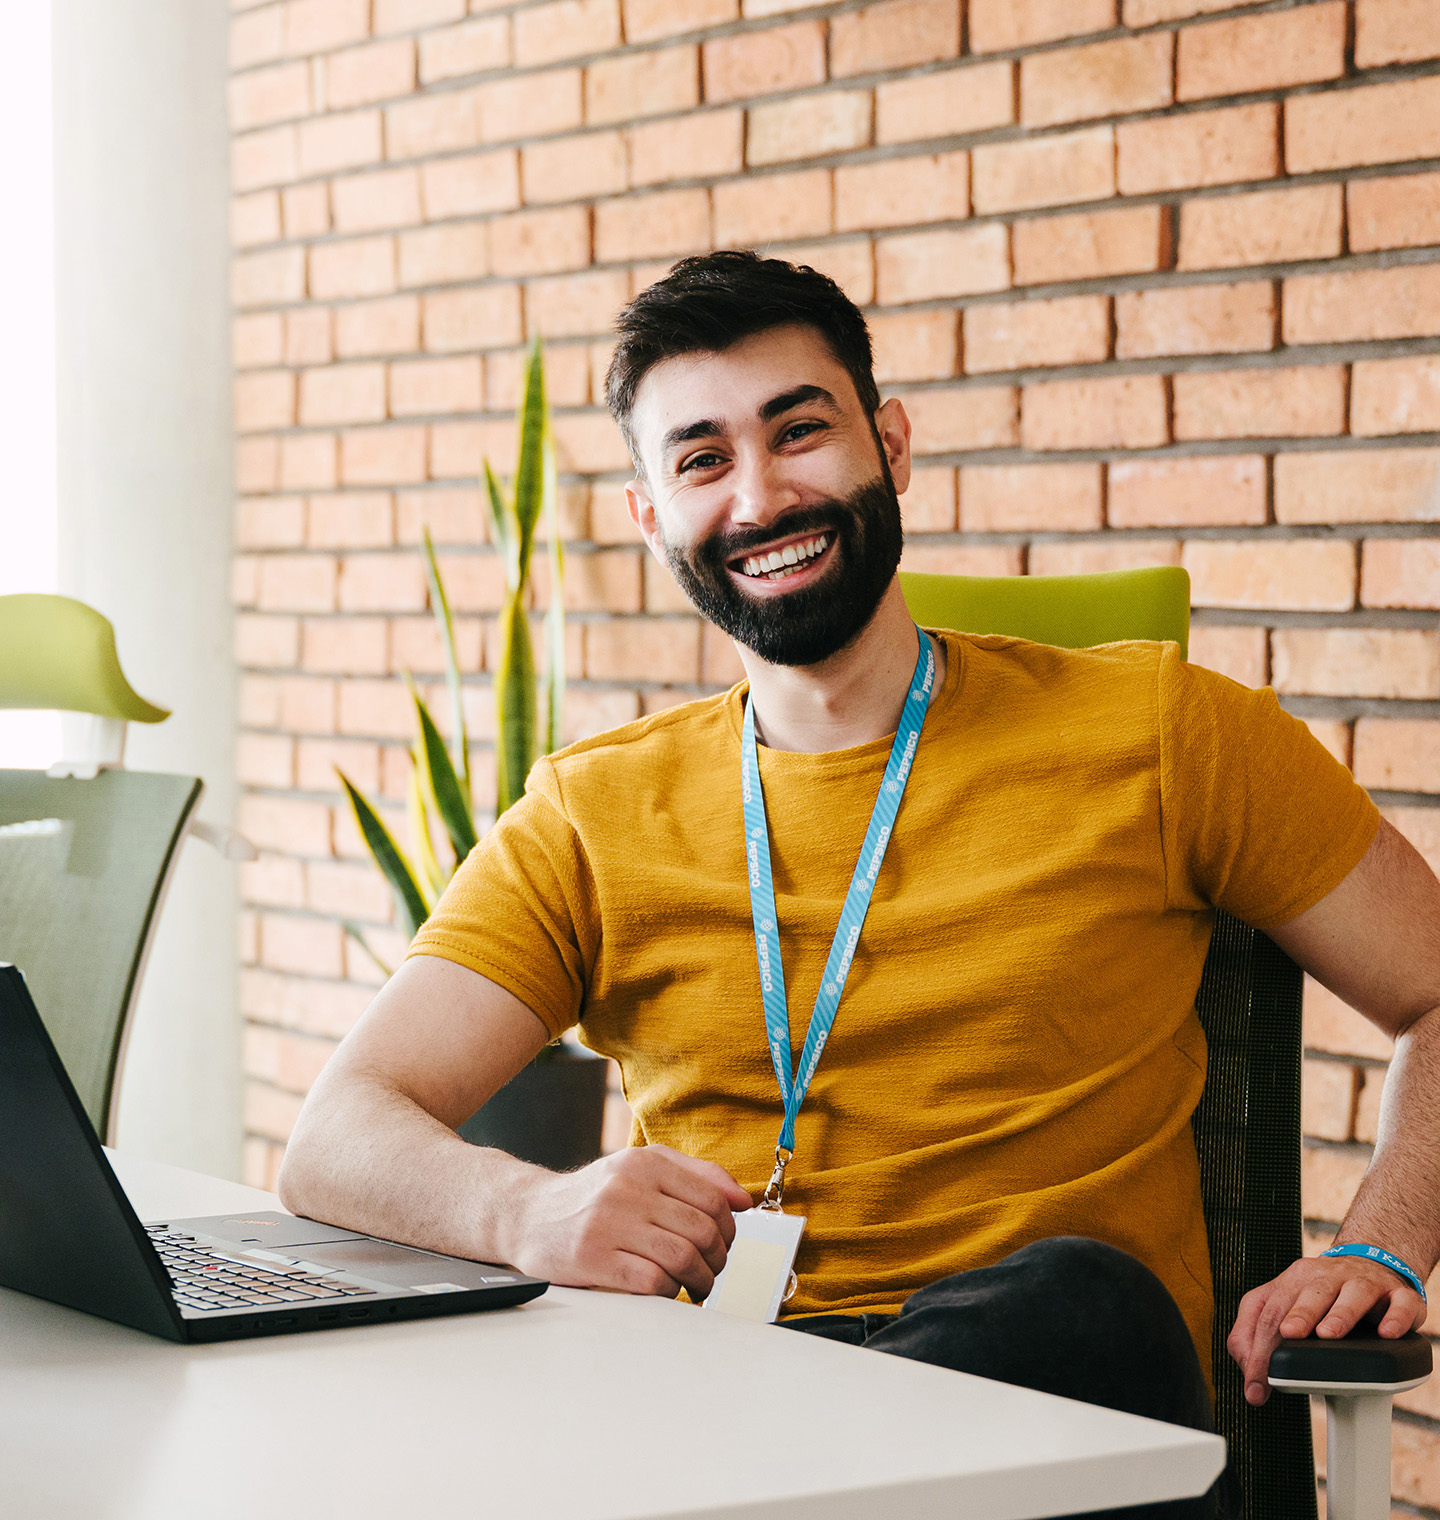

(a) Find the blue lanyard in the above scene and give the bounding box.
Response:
[741,629,936,1207]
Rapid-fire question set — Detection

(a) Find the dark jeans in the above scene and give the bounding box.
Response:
[783,1236,1235,1519]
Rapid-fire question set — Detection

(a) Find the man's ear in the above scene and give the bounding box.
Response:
[874,397,912,497]
[626,478,668,564]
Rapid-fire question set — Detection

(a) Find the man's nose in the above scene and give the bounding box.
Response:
[727,448,802,528]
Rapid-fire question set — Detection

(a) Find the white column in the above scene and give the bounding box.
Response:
[1324,1394,1394,1520]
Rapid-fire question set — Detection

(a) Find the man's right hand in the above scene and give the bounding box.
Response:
[504,1145,753,1302]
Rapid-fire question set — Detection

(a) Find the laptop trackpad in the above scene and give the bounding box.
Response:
[167,1211,369,1250]
[294,1238,517,1290]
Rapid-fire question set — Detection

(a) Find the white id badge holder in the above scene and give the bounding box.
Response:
[704,1209,806,1323]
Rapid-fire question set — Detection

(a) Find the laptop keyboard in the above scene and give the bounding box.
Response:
[146,1226,375,1313]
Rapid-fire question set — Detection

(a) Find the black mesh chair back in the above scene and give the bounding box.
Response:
[0,769,202,1141]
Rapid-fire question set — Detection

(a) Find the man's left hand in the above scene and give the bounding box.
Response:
[1228,1253,1428,1405]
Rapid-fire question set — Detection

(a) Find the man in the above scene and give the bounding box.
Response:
[281,253,1439,1517]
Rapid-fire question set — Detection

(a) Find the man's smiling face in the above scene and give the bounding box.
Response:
[625,324,912,668]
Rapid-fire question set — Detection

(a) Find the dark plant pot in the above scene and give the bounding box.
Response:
[457,1045,609,1172]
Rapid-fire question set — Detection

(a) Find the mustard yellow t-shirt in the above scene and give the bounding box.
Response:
[410,633,1378,1377]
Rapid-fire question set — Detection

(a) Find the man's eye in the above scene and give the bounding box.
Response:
[781,421,824,443]
[679,451,724,472]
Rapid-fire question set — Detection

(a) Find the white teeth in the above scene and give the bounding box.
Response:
[738,533,830,578]
[782,545,798,565]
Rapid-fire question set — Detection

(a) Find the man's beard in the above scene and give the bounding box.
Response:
[660,470,904,668]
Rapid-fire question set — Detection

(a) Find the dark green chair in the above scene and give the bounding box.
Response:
[899,566,1431,1520]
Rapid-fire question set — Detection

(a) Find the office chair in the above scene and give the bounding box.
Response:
[900,566,1432,1520]
[0,594,246,1140]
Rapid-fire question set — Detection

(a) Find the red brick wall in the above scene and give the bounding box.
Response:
[228,0,1439,1503]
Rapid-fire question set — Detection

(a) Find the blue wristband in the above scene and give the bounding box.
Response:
[1322,1243,1428,1303]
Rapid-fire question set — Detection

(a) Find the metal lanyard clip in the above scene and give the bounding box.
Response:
[760,1145,793,1212]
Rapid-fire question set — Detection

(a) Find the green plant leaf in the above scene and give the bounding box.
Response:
[512,339,548,583]
[494,589,537,816]
[543,494,566,758]
[341,920,394,980]
[411,684,479,862]
[407,749,448,898]
[421,527,470,799]
[484,460,519,592]
[337,769,431,938]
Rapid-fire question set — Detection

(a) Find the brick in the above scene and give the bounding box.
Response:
[1384,805,1440,879]
[324,38,416,109]
[236,612,301,668]
[330,166,422,233]
[1183,540,1356,612]
[1355,0,1440,67]
[875,224,1010,303]
[784,240,875,305]
[490,207,589,277]
[522,132,625,204]
[231,190,283,249]
[596,189,710,262]
[389,354,483,415]
[237,793,333,857]
[308,493,394,549]
[968,0,1115,52]
[1022,33,1172,130]
[1305,976,1393,1061]
[1117,103,1279,196]
[285,0,370,56]
[1275,448,1440,525]
[1299,264,1440,349]
[229,61,311,131]
[1115,281,1274,360]
[299,362,386,426]
[398,223,488,287]
[876,62,1014,145]
[280,434,339,490]
[337,676,417,738]
[232,555,260,609]
[628,108,743,186]
[1178,3,1346,102]
[902,466,958,531]
[1107,455,1267,529]
[235,370,296,432]
[287,309,334,366]
[283,182,331,238]
[829,0,961,79]
[699,623,745,685]
[238,733,296,788]
[340,425,428,484]
[1029,539,1181,575]
[702,22,823,105]
[430,553,507,613]
[1178,184,1342,272]
[396,486,488,545]
[303,615,390,674]
[240,852,307,910]
[1013,205,1171,286]
[418,16,511,82]
[233,246,305,308]
[258,554,338,614]
[372,0,465,32]
[514,0,620,68]
[1353,356,1440,439]
[298,109,383,177]
[1021,376,1168,451]
[1275,628,1440,701]
[1286,77,1440,175]
[588,45,699,125]
[1354,718,1440,792]
[973,127,1115,215]
[277,674,339,733]
[234,312,284,370]
[712,168,831,246]
[260,912,345,978]
[240,966,370,1039]
[243,1079,305,1144]
[431,418,514,479]
[238,496,306,549]
[749,91,873,167]
[1121,0,1235,21]
[334,295,420,357]
[232,6,286,70]
[1187,625,1267,688]
[551,411,632,472]
[1348,172,1440,255]
[420,150,519,219]
[587,484,635,545]
[526,270,631,339]
[337,553,428,614]
[1362,539,1440,610]
[476,68,584,142]
[385,89,481,160]
[1172,365,1346,442]
[232,124,299,193]
[391,612,483,675]
[902,386,1019,453]
[555,548,643,613]
[869,310,959,383]
[964,295,1109,374]
[309,236,397,299]
[306,859,392,921]
[585,618,702,682]
[1302,1060,1357,1144]
[624,0,737,42]
[901,543,1025,576]
[420,288,520,358]
[644,557,696,615]
[835,152,967,234]
[960,462,1102,532]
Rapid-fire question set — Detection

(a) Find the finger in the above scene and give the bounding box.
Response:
[635,1223,716,1302]
[648,1194,730,1277]
[1227,1286,1269,1370]
[1378,1289,1425,1338]
[1280,1283,1347,1340]
[656,1150,754,1211]
[612,1248,682,1299]
[1315,1278,1386,1339]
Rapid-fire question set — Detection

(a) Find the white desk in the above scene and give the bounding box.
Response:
[0,1153,1224,1520]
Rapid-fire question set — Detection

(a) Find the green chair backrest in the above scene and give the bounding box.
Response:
[900,566,1315,1520]
[0,771,201,1140]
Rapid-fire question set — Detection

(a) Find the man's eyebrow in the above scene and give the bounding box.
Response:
[759,384,840,422]
[661,417,725,453]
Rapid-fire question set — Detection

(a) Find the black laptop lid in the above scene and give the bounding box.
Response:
[0,965,182,1339]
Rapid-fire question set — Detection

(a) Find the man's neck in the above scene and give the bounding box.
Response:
[738,579,945,755]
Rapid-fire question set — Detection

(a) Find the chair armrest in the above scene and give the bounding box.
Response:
[1268,1331,1432,1395]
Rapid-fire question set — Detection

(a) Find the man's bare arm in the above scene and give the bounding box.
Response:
[1227,818,1440,1403]
[278,955,751,1299]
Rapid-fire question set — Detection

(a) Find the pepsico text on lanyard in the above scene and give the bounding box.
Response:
[740,626,936,1215]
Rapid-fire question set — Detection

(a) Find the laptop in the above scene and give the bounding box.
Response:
[0,963,547,1342]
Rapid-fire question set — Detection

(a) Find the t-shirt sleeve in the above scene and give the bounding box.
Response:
[404,758,598,1038]
[1157,643,1379,929]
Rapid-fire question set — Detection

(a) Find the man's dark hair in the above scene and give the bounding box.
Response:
[604,250,880,469]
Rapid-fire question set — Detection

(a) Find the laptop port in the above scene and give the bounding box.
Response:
[345,1306,370,1320]
[318,1309,339,1323]
[274,1317,297,1328]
